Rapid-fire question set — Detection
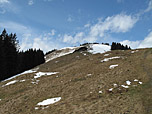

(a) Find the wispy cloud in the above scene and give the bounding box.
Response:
[0,0,9,4]
[28,0,34,5]
[117,0,124,3]
[0,21,31,34]
[50,29,56,36]
[144,0,152,12]
[0,0,19,14]
[0,0,9,14]
[67,15,74,22]
[43,0,53,2]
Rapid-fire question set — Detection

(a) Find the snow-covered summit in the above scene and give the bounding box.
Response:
[45,43,111,62]
[88,44,111,54]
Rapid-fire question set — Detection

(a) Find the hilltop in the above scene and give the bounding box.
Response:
[0,44,152,114]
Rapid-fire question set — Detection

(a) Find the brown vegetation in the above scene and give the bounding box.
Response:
[0,48,152,114]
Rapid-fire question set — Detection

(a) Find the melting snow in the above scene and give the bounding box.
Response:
[109,88,113,91]
[87,74,92,76]
[101,56,120,62]
[3,70,36,82]
[45,47,76,63]
[34,72,58,79]
[126,80,131,85]
[99,91,103,93]
[113,83,118,87]
[37,97,61,106]
[134,79,138,82]
[131,50,139,53]
[35,107,39,110]
[2,80,18,87]
[104,54,110,56]
[109,64,118,69]
[31,80,39,84]
[121,85,129,88]
[89,44,110,54]
[19,80,26,82]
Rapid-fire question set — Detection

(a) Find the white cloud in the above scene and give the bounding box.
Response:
[138,32,152,48]
[84,23,90,28]
[28,0,34,5]
[50,29,56,36]
[0,21,62,52]
[120,40,141,49]
[144,0,152,12]
[90,13,138,37]
[63,32,85,44]
[120,32,152,49]
[62,13,138,44]
[20,33,61,53]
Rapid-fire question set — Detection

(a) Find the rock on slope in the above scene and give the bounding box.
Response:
[0,44,152,114]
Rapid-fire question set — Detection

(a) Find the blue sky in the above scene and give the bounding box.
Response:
[0,0,152,52]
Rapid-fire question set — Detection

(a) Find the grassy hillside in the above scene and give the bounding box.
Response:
[0,48,152,114]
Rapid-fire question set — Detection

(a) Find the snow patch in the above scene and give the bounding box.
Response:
[37,97,61,106]
[101,56,120,62]
[109,64,118,69]
[35,107,39,110]
[109,88,113,91]
[87,74,92,77]
[3,70,36,82]
[19,80,26,82]
[126,80,131,85]
[131,50,139,53]
[113,83,118,87]
[139,81,143,84]
[89,44,110,54]
[134,79,138,82]
[121,85,129,88]
[104,54,110,56]
[99,91,103,94]
[34,72,58,79]
[2,80,18,87]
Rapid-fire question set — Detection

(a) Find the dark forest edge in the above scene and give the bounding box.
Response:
[0,29,45,81]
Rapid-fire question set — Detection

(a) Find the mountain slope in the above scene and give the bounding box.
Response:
[0,45,152,114]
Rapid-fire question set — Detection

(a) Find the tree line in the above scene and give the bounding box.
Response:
[0,29,45,81]
[111,42,131,50]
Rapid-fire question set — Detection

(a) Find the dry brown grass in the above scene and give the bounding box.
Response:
[0,48,152,114]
